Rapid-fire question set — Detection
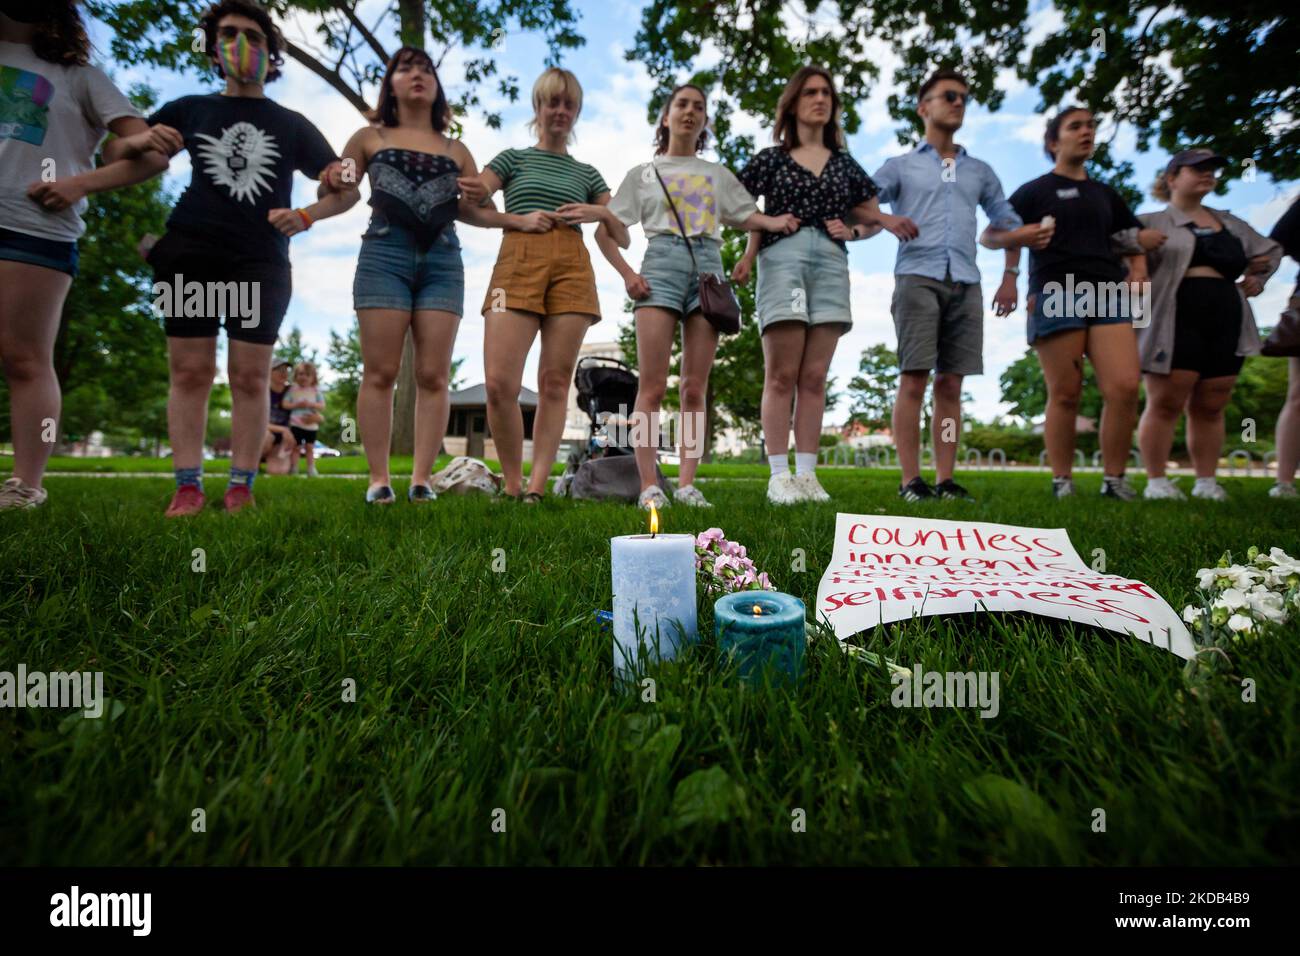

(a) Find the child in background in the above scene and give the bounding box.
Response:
[284,361,325,476]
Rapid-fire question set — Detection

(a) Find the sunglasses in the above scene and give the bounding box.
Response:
[218,25,267,46]
[926,90,970,106]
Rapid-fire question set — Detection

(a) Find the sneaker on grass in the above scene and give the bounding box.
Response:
[793,471,831,502]
[223,485,255,513]
[0,476,48,511]
[1100,475,1137,501]
[767,471,803,505]
[1051,477,1076,499]
[673,484,713,507]
[164,485,205,518]
[898,477,935,502]
[1269,482,1297,499]
[1143,476,1186,500]
[1191,478,1228,501]
[934,478,974,501]
[638,485,670,511]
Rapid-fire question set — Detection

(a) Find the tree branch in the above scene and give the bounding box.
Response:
[284,38,371,116]
[343,1,390,63]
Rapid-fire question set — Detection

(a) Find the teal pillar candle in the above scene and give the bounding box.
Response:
[714,591,806,684]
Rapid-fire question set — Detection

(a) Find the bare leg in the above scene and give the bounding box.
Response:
[931,372,964,484]
[356,308,410,489]
[677,310,719,488]
[226,340,274,473]
[1138,370,1198,478]
[0,262,72,488]
[1033,330,1087,477]
[409,308,462,486]
[483,309,541,497]
[761,321,806,459]
[632,307,676,492]
[1086,322,1141,476]
[1186,375,1237,479]
[166,337,218,472]
[1277,357,1300,483]
[527,312,590,496]
[892,370,930,484]
[793,324,840,454]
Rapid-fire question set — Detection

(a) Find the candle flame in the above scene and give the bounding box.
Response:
[648,503,659,536]
[753,603,762,615]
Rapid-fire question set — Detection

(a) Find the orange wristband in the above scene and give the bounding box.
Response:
[296,208,313,230]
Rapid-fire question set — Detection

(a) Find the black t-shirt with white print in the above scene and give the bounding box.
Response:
[1008,171,1140,289]
[737,146,878,251]
[148,94,337,262]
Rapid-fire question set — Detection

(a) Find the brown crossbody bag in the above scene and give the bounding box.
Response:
[651,163,742,334]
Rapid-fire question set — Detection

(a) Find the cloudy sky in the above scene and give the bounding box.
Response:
[90,0,1298,424]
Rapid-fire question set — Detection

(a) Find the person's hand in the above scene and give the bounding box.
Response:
[512,210,557,233]
[318,160,348,192]
[992,275,1018,317]
[268,208,309,237]
[625,273,651,300]
[1137,228,1167,251]
[303,411,323,426]
[145,124,184,157]
[27,178,87,212]
[769,212,800,235]
[457,176,489,205]
[824,218,853,242]
[1240,274,1265,297]
[1025,220,1055,250]
[731,257,753,284]
[1246,253,1272,276]
[882,213,920,241]
[555,203,606,225]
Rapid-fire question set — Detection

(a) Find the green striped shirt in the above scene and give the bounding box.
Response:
[487,147,609,230]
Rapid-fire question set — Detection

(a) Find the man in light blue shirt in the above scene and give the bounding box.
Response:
[869,69,1053,503]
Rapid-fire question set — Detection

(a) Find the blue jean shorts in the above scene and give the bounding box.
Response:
[353,213,464,314]
[1027,273,1137,344]
[635,233,724,318]
[755,226,851,333]
[0,225,79,277]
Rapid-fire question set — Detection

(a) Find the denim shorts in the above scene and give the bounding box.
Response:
[0,225,79,277]
[1027,273,1136,345]
[635,233,723,318]
[353,213,464,314]
[755,226,851,333]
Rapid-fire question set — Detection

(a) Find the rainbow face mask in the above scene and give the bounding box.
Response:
[216,33,268,85]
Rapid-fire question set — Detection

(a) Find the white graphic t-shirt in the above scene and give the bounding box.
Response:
[608,154,758,240]
[0,41,140,241]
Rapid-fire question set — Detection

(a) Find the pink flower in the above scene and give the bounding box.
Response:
[696,528,726,548]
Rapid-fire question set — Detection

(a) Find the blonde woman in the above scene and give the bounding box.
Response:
[597,83,796,510]
[1135,149,1281,501]
[460,68,623,503]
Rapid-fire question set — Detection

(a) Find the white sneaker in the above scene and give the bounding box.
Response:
[1143,477,1186,500]
[1269,482,1297,499]
[0,476,47,510]
[673,483,713,508]
[793,471,831,502]
[638,485,670,511]
[307,465,320,477]
[767,471,803,505]
[1191,478,1228,501]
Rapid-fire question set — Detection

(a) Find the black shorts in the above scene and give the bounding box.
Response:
[147,227,292,345]
[290,425,317,446]
[1171,277,1245,379]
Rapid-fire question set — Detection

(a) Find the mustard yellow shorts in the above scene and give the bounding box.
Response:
[481,227,601,321]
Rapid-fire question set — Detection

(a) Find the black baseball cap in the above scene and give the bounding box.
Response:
[272,359,291,369]
[1166,148,1227,173]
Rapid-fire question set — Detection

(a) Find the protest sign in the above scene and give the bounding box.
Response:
[815,514,1195,659]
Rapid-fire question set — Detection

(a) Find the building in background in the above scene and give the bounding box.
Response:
[444,384,538,462]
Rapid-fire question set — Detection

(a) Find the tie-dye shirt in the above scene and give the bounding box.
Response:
[608,155,758,240]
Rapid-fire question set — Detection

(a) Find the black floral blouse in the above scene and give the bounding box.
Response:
[737,146,878,251]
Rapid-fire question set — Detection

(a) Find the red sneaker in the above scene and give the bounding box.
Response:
[223,484,255,513]
[164,485,206,517]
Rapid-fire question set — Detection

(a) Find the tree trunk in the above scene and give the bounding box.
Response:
[391,332,416,456]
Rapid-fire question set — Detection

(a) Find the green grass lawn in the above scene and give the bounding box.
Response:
[2,468,1297,865]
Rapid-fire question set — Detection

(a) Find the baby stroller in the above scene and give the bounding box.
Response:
[553,356,671,500]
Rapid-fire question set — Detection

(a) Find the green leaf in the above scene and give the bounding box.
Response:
[671,766,743,829]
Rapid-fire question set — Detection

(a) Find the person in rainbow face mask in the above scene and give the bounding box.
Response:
[115,0,351,517]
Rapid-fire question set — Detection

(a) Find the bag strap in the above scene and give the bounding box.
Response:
[651,161,700,276]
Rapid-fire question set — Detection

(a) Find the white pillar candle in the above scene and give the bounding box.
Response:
[610,532,698,678]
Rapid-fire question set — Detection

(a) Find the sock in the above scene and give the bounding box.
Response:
[174,466,202,491]
[768,454,790,476]
[228,466,257,491]
[794,452,817,476]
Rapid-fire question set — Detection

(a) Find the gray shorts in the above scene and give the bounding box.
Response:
[890,272,984,375]
[634,233,723,318]
[755,226,852,333]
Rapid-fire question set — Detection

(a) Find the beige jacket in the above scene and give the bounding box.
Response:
[1136,204,1282,375]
